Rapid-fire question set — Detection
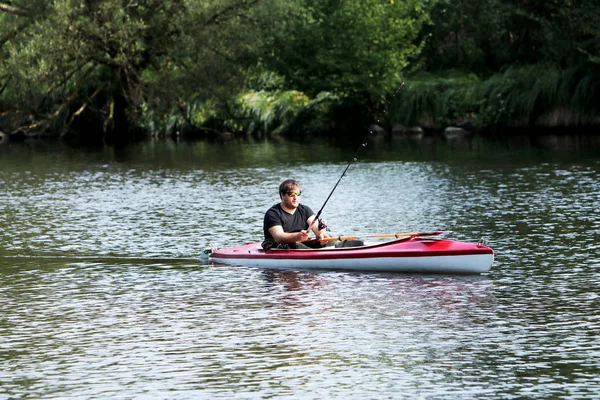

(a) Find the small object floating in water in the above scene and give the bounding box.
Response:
[199,248,213,261]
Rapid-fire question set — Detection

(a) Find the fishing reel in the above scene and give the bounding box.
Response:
[318,219,329,231]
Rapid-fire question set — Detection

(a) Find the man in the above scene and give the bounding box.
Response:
[262,179,329,250]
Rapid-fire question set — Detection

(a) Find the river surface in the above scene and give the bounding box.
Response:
[1,135,599,399]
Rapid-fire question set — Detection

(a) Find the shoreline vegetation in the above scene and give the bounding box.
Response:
[1,1,599,146]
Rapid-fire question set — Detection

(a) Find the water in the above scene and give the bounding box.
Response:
[1,136,599,398]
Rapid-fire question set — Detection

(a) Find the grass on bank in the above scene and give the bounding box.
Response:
[390,64,600,131]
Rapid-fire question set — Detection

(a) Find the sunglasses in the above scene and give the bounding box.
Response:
[286,191,302,197]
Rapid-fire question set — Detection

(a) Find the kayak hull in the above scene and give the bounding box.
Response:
[209,237,494,274]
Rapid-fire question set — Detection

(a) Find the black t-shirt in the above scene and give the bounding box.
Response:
[263,203,315,241]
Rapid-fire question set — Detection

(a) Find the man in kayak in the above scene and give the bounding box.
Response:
[262,179,330,250]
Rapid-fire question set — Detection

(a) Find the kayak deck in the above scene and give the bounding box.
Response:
[209,237,494,274]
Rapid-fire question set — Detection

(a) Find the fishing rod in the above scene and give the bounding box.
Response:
[309,82,405,233]
[309,129,373,231]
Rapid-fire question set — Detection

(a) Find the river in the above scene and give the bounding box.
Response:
[1,134,599,399]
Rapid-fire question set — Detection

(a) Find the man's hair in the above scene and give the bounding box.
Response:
[279,179,301,196]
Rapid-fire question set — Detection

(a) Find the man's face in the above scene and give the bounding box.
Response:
[281,186,302,209]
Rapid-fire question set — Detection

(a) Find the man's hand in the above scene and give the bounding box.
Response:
[317,231,330,241]
[297,230,310,242]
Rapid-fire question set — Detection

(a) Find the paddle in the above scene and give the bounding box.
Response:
[303,230,449,244]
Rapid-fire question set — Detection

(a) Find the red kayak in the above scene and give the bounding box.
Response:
[208,235,494,274]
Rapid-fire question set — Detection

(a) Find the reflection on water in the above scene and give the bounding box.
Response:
[1,137,599,398]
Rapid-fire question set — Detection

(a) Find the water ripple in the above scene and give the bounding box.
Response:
[1,142,599,398]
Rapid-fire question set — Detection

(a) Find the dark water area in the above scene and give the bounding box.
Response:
[1,135,599,398]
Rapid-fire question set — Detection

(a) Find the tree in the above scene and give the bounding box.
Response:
[263,0,436,132]
[421,0,600,73]
[542,0,600,65]
[0,0,276,143]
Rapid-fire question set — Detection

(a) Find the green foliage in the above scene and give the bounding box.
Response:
[539,0,600,65]
[421,0,600,73]
[291,91,342,135]
[390,65,600,130]
[0,0,280,141]
[235,90,309,136]
[220,68,340,137]
[479,64,600,127]
[137,0,441,138]
[390,72,482,127]
[266,0,436,102]
[420,0,510,72]
[2,0,599,142]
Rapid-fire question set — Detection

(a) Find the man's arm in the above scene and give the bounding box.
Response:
[268,225,310,244]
